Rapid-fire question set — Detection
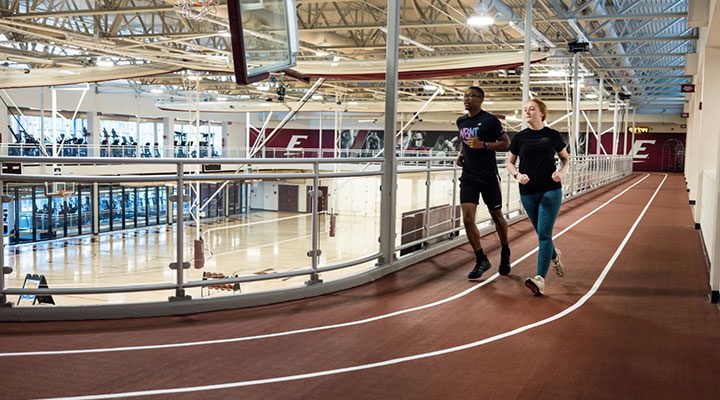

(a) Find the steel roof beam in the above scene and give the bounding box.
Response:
[589,34,698,43]
[5,5,192,19]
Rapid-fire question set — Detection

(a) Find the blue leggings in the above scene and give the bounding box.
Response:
[520,188,562,277]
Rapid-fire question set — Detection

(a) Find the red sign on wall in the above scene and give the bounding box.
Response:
[681,84,695,93]
[589,132,686,172]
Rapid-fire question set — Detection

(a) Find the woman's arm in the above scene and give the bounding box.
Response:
[507,152,529,184]
[551,147,571,182]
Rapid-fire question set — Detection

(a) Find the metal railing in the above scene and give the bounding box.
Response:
[0,153,632,314]
[0,144,460,160]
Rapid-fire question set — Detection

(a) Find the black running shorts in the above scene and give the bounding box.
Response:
[459,176,502,211]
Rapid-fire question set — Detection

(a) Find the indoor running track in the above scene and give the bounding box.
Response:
[1,173,720,400]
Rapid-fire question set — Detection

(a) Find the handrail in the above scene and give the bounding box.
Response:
[0,154,633,315]
[3,253,383,296]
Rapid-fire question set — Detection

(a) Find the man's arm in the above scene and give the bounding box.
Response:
[484,133,510,152]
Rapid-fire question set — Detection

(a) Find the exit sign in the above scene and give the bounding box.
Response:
[628,126,650,134]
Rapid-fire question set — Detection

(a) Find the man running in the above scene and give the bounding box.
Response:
[456,86,511,279]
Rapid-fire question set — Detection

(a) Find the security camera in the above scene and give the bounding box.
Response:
[24,69,30,74]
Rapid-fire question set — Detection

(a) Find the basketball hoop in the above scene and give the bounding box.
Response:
[57,189,74,202]
[174,0,219,20]
[44,182,75,199]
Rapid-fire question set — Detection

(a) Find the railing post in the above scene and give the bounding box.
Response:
[423,160,431,245]
[0,175,11,307]
[379,0,400,266]
[306,162,322,285]
[169,162,191,301]
[451,163,459,236]
[92,182,100,235]
[569,155,576,197]
[503,155,511,218]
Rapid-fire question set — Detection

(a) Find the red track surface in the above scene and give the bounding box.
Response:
[1,173,719,400]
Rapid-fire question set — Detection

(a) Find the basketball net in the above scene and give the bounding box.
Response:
[57,189,74,202]
[174,0,219,20]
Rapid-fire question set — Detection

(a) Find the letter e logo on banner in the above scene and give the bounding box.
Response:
[286,135,308,150]
[632,140,656,161]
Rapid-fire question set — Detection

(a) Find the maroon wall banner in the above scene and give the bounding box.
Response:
[250,129,336,157]
[251,129,685,172]
[589,132,686,172]
[250,129,466,157]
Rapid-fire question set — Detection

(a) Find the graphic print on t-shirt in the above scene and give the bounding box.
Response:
[456,111,503,182]
[459,125,480,144]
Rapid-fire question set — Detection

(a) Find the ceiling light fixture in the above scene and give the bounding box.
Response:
[467,2,495,27]
[96,57,113,67]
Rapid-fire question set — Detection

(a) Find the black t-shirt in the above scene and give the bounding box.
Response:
[509,127,566,195]
[456,111,503,183]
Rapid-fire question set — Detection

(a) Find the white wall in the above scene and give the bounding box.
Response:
[325,171,456,218]
[225,121,246,155]
[701,171,717,261]
[687,0,720,299]
[250,181,279,211]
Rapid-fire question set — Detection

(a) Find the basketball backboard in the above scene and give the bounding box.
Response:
[227,0,300,85]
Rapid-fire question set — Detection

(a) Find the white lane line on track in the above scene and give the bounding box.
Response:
[34,174,667,400]
[0,174,650,358]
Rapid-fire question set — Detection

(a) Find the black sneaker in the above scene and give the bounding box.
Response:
[499,248,511,276]
[468,259,492,280]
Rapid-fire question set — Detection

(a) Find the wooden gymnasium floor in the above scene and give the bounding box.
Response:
[1,172,719,400]
[3,211,383,305]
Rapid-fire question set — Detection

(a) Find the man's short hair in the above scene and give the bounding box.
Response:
[468,86,485,101]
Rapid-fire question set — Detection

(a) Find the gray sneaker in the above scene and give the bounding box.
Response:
[525,275,545,295]
[551,249,565,277]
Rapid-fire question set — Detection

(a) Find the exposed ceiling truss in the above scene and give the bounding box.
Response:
[0,0,697,114]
